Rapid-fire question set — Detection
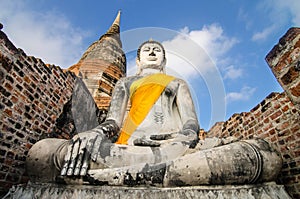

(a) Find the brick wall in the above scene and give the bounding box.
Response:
[266,27,300,109]
[266,27,300,198]
[0,29,77,194]
[208,27,300,198]
[208,92,299,197]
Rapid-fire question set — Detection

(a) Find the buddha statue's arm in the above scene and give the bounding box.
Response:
[173,79,199,146]
[92,78,130,142]
[106,78,129,128]
[60,79,130,177]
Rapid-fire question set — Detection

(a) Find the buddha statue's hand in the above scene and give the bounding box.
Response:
[150,133,174,140]
[60,131,105,177]
[97,119,120,142]
[172,129,199,148]
[133,138,161,147]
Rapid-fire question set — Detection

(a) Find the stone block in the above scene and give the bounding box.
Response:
[71,77,99,132]
[4,182,291,199]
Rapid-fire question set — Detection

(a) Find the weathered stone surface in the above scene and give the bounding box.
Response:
[71,77,99,132]
[5,182,291,199]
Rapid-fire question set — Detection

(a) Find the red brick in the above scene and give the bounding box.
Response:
[263,123,273,131]
[294,149,300,158]
[4,82,13,91]
[13,107,23,116]
[270,135,277,142]
[256,129,263,135]
[13,90,26,102]
[274,103,281,109]
[268,128,276,135]
[10,95,18,103]
[263,118,270,123]
[270,110,282,120]
[281,105,289,112]
[38,102,46,110]
[291,124,300,133]
[11,72,19,83]
[290,82,300,97]
[286,135,296,143]
[23,76,31,84]
[277,121,290,131]
[24,143,32,150]
[282,95,292,103]
[3,109,12,117]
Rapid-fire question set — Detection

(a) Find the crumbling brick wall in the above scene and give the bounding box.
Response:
[208,92,299,198]
[209,27,300,199]
[0,29,77,194]
[266,28,300,110]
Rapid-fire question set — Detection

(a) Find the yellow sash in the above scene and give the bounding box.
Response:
[115,73,175,145]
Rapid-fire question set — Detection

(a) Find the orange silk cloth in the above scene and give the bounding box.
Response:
[115,73,175,145]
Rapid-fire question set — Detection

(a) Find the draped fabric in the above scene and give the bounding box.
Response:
[115,73,175,145]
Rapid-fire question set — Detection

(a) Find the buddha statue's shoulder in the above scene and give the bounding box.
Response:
[170,77,187,83]
[167,77,189,87]
[115,75,143,88]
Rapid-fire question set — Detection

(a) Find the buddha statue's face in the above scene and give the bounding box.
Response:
[136,42,166,72]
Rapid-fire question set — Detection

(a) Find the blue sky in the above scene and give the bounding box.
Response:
[0,0,299,130]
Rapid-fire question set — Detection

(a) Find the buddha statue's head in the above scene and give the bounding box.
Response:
[136,40,167,75]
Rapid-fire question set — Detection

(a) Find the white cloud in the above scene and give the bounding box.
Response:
[252,25,276,41]
[252,0,300,41]
[0,1,86,68]
[279,0,300,26]
[162,24,238,78]
[224,65,243,80]
[125,24,238,80]
[225,86,256,103]
[184,24,238,60]
[272,0,300,26]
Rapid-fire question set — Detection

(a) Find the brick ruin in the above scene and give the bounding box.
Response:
[209,27,300,198]
[0,28,77,194]
[0,20,299,198]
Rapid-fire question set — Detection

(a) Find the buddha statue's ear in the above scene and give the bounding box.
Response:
[161,59,167,74]
[136,57,141,66]
[162,57,167,67]
[135,58,142,75]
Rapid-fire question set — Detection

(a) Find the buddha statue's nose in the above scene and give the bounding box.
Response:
[149,51,156,56]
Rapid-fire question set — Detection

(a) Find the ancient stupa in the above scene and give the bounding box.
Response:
[68,11,126,110]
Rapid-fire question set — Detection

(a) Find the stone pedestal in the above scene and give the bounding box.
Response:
[4,182,291,199]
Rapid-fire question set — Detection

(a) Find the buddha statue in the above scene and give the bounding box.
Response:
[26,40,282,186]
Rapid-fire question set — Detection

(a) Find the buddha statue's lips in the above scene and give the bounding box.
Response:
[147,57,157,61]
